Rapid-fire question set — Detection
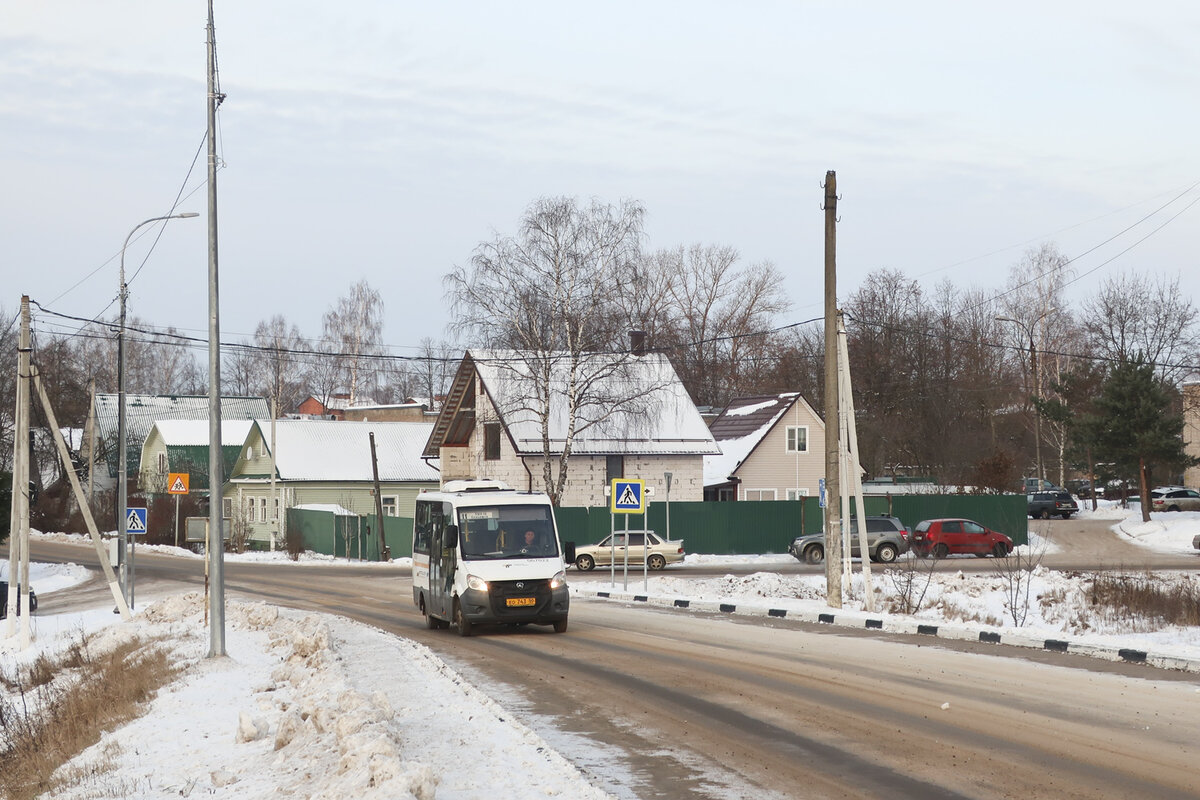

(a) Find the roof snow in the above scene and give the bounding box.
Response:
[253,419,440,482]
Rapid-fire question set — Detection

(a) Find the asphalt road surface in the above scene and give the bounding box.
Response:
[12,518,1200,799]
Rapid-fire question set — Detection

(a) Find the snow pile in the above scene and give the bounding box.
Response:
[14,591,613,800]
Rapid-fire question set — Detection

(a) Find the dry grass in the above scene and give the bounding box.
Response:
[0,631,183,800]
[1088,573,1200,627]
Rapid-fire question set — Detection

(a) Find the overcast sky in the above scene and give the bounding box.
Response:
[3,2,1198,358]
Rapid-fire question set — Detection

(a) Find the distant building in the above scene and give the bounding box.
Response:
[137,419,256,495]
[91,394,270,486]
[1184,380,1199,489]
[422,349,719,506]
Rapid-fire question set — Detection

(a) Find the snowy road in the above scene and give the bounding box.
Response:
[21,531,1200,800]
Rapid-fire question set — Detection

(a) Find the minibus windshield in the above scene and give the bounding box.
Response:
[458,504,559,560]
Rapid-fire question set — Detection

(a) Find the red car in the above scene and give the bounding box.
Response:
[909,518,1013,559]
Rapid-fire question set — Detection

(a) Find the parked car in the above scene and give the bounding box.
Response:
[1151,487,1200,512]
[1027,490,1079,519]
[0,580,38,619]
[788,515,910,564]
[1193,533,1200,551]
[1021,477,1057,494]
[909,519,1013,559]
[573,531,685,571]
[1066,479,1098,499]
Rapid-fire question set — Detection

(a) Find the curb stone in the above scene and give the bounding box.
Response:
[573,587,1200,674]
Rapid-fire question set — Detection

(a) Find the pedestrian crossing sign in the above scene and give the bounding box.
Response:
[610,479,646,514]
[125,507,147,534]
[167,472,190,495]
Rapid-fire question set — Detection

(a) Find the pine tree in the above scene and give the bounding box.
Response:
[1092,357,1197,521]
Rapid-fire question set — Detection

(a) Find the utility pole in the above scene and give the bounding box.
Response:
[369,432,390,560]
[4,297,32,645]
[206,0,226,657]
[822,172,842,608]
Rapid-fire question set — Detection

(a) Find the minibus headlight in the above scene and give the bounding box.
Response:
[549,570,566,590]
[466,574,488,592]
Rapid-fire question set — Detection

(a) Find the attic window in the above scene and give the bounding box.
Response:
[786,426,808,453]
[484,422,501,460]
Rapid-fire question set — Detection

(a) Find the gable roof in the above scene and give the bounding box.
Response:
[704,393,822,486]
[424,349,719,458]
[239,419,440,482]
[147,419,256,448]
[94,394,270,443]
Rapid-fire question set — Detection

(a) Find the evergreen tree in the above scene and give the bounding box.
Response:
[1092,357,1197,521]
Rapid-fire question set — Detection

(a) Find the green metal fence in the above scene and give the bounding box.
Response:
[285,508,414,560]
[554,495,1028,554]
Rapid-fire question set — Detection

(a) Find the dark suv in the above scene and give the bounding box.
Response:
[0,581,38,619]
[788,515,910,564]
[1027,490,1078,519]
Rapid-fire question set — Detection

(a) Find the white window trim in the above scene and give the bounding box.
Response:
[381,495,399,517]
[785,425,809,454]
[786,488,810,500]
[743,488,778,501]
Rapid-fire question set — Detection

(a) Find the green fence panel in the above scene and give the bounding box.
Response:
[554,494,1028,554]
[286,509,416,560]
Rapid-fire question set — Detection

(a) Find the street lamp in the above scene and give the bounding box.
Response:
[996,308,1056,486]
[117,212,198,605]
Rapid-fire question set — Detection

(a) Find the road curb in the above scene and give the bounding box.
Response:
[575,588,1200,674]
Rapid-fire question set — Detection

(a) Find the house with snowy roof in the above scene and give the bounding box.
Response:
[703,393,826,501]
[223,419,440,548]
[91,393,270,486]
[422,350,720,507]
[136,419,257,496]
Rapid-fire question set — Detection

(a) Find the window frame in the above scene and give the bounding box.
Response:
[785,425,809,454]
[483,422,501,461]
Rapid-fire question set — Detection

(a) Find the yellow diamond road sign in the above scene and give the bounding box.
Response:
[167,473,190,495]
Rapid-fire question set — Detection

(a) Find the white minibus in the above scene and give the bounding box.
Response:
[412,480,570,635]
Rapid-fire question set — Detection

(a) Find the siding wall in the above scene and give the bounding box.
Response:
[734,400,826,500]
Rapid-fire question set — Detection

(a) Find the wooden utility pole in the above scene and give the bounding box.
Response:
[822,172,842,608]
[369,432,390,560]
[4,297,32,644]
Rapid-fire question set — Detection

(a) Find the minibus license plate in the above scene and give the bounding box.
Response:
[506,597,536,607]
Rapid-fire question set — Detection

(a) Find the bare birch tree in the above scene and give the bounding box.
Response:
[321,280,385,406]
[446,196,655,504]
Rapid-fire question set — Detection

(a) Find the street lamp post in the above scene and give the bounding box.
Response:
[117,213,198,605]
[996,309,1056,486]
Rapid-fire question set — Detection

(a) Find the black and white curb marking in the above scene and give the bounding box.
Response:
[574,588,1200,674]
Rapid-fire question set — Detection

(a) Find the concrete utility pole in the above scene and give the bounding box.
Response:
[206,0,226,658]
[822,171,842,608]
[4,297,32,645]
[369,431,390,560]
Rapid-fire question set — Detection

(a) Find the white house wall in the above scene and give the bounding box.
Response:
[443,391,706,506]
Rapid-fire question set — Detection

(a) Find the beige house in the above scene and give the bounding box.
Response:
[704,393,826,501]
[421,350,720,507]
[224,419,439,547]
[1185,381,1200,488]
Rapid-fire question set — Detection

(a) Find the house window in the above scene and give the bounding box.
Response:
[158,453,167,474]
[717,487,736,502]
[259,498,267,523]
[606,456,624,485]
[787,488,810,500]
[273,498,280,521]
[744,488,777,501]
[222,497,232,519]
[786,426,809,453]
[484,422,501,460]
[382,496,398,517]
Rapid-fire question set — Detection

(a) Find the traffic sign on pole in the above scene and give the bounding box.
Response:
[167,473,190,495]
[125,507,147,534]
[610,479,646,514]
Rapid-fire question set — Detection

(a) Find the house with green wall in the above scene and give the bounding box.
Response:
[223,419,440,549]
[137,419,256,495]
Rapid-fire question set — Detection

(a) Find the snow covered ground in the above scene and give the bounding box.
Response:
[2,503,1199,799]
